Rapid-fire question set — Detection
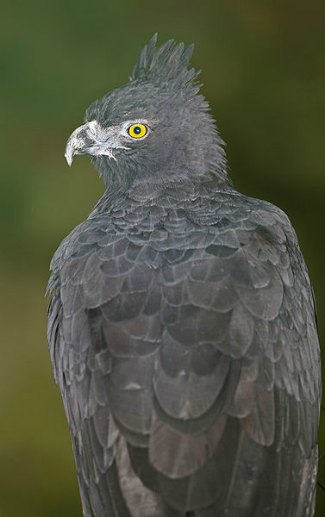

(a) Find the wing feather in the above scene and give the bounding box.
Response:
[48,197,320,516]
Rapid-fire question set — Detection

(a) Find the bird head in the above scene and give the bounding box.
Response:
[65,35,229,191]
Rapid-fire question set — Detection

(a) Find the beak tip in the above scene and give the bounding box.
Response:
[64,152,73,167]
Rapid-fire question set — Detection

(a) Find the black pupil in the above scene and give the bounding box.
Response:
[134,126,142,134]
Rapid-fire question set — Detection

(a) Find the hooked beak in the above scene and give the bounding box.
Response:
[65,122,91,166]
[64,120,117,166]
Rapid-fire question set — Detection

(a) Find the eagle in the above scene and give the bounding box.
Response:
[47,35,321,516]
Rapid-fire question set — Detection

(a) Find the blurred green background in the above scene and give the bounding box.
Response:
[0,0,324,515]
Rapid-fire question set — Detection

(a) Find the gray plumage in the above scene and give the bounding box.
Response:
[47,35,321,516]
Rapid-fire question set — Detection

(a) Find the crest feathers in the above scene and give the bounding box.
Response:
[131,34,200,91]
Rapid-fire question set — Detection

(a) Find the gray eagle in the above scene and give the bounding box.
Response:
[47,35,321,516]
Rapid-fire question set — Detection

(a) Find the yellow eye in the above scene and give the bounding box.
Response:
[128,123,148,139]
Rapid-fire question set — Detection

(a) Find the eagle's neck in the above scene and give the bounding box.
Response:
[91,175,233,216]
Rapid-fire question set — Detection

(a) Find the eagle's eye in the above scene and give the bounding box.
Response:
[127,123,148,139]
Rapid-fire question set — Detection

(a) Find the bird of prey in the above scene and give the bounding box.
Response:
[47,35,321,517]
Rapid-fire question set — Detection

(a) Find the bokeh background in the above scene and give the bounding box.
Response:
[0,0,324,515]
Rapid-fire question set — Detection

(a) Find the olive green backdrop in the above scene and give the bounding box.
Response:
[0,1,324,515]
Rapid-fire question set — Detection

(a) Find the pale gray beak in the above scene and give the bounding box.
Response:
[64,120,119,166]
[65,122,92,166]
